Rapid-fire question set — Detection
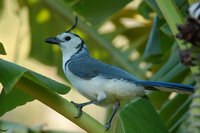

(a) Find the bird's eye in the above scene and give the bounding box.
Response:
[65,36,71,41]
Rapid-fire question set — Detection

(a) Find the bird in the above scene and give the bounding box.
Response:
[45,17,194,130]
[188,2,200,22]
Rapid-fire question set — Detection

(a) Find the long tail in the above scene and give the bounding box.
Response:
[135,81,194,94]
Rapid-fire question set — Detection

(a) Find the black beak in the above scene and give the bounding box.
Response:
[45,37,61,45]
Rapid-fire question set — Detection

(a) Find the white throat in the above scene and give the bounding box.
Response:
[61,46,77,73]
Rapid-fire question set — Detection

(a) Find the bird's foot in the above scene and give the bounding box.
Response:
[71,100,98,118]
[71,101,83,118]
[104,122,111,131]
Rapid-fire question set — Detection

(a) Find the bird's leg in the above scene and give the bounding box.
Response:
[71,100,98,118]
[142,94,149,99]
[105,101,120,130]
[71,92,107,118]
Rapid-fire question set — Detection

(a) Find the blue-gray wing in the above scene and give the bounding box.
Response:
[68,56,138,81]
[68,56,194,94]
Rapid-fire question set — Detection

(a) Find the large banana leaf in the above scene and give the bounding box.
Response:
[120,98,169,133]
[0,59,70,116]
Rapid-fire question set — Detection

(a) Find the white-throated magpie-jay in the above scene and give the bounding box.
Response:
[45,17,194,130]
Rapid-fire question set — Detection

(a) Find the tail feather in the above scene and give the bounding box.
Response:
[135,81,194,94]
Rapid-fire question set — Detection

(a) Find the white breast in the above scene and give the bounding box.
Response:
[65,66,145,104]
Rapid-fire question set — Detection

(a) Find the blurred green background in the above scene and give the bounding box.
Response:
[0,0,196,133]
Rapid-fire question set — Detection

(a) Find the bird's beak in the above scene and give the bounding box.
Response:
[45,37,61,45]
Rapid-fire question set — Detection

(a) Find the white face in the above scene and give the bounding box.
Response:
[57,32,83,49]
[55,32,84,70]
[45,31,85,72]
[188,2,200,20]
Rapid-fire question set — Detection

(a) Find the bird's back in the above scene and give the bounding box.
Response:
[68,55,139,82]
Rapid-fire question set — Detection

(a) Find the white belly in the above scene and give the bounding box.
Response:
[65,67,145,104]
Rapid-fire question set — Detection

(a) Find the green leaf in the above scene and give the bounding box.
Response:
[143,16,173,63]
[143,16,162,62]
[0,0,4,17]
[27,1,67,66]
[0,59,70,94]
[145,0,163,18]
[148,46,189,110]
[0,59,26,94]
[145,0,188,20]
[159,95,188,127]
[0,42,6,55]
[151,45,179,81]
[160,23,173,38]
[169,99,191,132]
[123,25,151,43]
[148,92,171,109]
[120,98,169,133]
[159,94,191,131]
[0,59,70,116]
[137,0,153,19]
[73,0,132,26]
[160,63,188,82]
[154,0,183,37]
[0,87,34,117]
[113,117,124,133]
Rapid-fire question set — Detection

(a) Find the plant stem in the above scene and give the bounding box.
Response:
[16,76,111,133]
[155,0,200,132]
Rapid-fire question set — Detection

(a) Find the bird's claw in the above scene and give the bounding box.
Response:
[104,122,111,131]
[71,101,83,118]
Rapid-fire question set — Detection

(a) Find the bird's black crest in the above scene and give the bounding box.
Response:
[66,16,78,32]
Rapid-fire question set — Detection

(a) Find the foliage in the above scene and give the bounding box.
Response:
[0,59,70,116]
[0,0,196,132]
[0,42,6,55]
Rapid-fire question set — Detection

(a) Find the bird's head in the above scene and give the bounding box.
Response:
[45,17,85,58]
[188,2,200,21]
